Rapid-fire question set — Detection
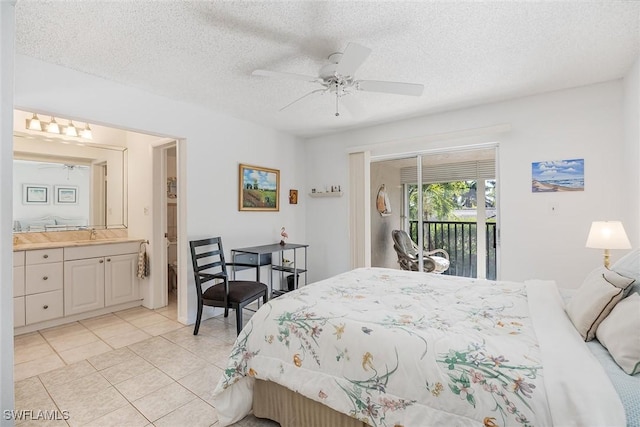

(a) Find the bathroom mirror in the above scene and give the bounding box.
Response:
[13,132,127,232]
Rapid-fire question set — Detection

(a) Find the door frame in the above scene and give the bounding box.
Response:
[151,138,187,322]
[359,142,501,279]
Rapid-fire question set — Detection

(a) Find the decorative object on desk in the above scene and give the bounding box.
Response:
[289,189,298,204]
[280,227,288,245]
[376,184,391,216]
[54,185,78,204]
[22,184,49,204]
[532,158,584,192]
[586,220,631,268]
[239,163,280,211]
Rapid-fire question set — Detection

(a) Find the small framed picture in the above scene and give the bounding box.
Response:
[23,184,49,204]
[289,189,298,204]
[55,186,78,204]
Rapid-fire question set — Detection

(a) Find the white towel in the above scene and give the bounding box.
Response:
[137,243,149,279]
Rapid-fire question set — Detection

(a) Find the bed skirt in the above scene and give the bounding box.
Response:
[253,380,368,427]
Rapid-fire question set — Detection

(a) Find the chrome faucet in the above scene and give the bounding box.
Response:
[89,228,97,240]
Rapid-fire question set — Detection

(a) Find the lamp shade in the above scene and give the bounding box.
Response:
[586,221,631,249]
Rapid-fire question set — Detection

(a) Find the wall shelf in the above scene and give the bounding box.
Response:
[309,192,343,198]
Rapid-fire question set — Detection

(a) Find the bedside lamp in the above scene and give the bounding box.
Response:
[586,221,631,268]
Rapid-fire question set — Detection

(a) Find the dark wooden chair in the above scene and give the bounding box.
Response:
[189,237,268,336]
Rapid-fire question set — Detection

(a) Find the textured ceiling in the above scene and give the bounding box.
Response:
[14,1,640,138]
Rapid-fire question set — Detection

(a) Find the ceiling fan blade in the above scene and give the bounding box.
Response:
[340,95,366,118]
[279,89,326,112]
[335,43,371,77]
[357,80,424,96]
[252,69,320,83]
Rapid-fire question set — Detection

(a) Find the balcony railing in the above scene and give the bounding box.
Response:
[409,220,497,280]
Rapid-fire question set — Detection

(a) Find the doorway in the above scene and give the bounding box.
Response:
[370,147,499,279]
[166,146,178,315]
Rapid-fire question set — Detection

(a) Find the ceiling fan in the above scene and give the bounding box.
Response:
[252,42,424,116]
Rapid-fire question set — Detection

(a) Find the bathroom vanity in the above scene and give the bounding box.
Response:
[13,238,143,335]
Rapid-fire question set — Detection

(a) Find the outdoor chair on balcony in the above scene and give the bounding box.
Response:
[391,229,450,274]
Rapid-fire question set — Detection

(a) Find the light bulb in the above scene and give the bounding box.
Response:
[81,123,92,139]
[47,117,60,134]
[65,121,78,137]
[26,113,42,131]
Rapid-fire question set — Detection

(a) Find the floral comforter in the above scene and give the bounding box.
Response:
[212,268,625,427]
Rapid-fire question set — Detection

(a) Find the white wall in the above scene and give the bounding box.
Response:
[1,1,15,421]
[13,55,306,325]
[306,80,634,289]
[623,56,640,245]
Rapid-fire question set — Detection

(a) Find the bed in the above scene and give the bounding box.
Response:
[212,267,634,427]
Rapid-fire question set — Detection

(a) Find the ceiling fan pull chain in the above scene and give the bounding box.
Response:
[335,83,340,117]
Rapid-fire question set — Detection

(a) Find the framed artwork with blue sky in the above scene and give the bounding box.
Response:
[532,158,584,192]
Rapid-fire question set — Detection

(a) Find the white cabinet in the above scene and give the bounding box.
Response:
[64,242,141,316]
[14,252,25,327]
[14,296,25,328]
[64,257,106,316]
[105,253,139,306]
[14,251,25,297]
[14,241,142,331]
[19,248,64,326]
[26,290,63,324]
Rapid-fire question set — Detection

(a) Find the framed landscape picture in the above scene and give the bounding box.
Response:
[239,164,279,211]
[55,186,78,204]
[22,184,49,204]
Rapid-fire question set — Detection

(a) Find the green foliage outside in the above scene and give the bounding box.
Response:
[408,180,496,221]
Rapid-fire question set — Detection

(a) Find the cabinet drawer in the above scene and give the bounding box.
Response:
[232,253,271,268]
[25,263,63,294]
[26,248,63,265]
[14,297,25,328]
[26,290,63,324]
[14,251,25,267]
[64,242,140,261]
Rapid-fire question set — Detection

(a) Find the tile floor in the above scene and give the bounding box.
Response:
[13,295,278,427]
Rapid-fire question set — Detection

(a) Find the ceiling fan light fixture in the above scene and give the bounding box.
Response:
[252,42,423,116]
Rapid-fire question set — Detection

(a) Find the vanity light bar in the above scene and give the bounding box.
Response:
[25,113,93,140]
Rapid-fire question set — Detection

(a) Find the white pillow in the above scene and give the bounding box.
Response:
[611,249,640,296]
[565,267,635,341]
[596,293,640,375]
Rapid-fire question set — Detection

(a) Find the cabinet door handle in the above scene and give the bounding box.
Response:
[42,276,48,281]
[99,259,104,263]
[43,254,49,259]
[106,258,111,262]
[43,305,48,310]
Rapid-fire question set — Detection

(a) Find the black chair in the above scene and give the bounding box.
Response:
[189,237,268,336]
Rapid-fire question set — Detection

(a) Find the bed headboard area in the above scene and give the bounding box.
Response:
[13,215,89,232]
